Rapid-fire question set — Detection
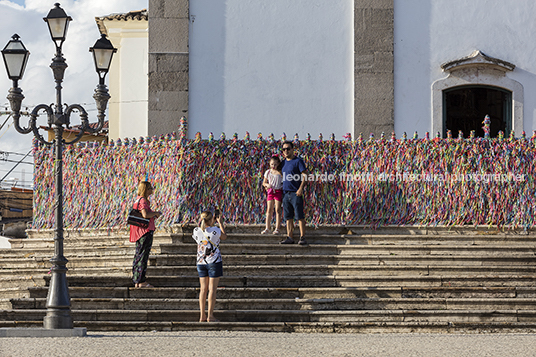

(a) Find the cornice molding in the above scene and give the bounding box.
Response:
[441,50,515,73]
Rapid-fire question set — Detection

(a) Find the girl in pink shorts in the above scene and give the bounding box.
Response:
[262,155,283,234]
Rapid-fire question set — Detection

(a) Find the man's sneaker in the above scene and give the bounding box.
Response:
[298,237,307,245]
[280,237,294,244]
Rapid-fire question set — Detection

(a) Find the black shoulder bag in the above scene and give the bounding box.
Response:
[127,197,150,228]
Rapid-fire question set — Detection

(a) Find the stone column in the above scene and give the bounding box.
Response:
[354,0,394,137]
[148,0,189,137]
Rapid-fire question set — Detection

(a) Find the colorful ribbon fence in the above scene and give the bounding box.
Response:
[31,133,536,230]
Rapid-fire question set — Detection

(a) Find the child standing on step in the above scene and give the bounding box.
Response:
[193,210,227,322]
[261,155,283,234]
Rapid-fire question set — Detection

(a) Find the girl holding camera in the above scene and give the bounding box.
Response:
[192,210,227,322]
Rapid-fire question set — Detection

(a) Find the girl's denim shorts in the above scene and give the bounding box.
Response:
[197,261,223,278]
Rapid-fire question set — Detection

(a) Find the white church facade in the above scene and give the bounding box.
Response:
[97,0,536,141]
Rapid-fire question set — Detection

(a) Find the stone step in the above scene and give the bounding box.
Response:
[7,234,173,249]
[0,288,32,299]
[151,254,536,267]
[2,308,536,324]
[152,264,536,277]
[7,296,536,311]
[0,246,139,258]
[41,274,536,288]
[2,264,536,279]
[0,276,47,290]
[8,233,363,249]
[3,243,536,260]
[4,226,536,334]
[160,243,536,255]
[1,253,535,269]
[13,232,536,250]
[23,286,536,299]
[3,320,536,333]
[5,319,536,333]
[170,233,536,246]
[24,224,536,238]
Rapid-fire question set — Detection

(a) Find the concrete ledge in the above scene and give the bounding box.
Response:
[0,327,86,337]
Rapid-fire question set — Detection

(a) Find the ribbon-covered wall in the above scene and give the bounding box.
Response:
[32,130,536,230]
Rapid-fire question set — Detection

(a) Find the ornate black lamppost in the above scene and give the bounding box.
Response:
[1,3,116,329]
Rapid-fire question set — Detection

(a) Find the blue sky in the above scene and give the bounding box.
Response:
[0,0,148,187]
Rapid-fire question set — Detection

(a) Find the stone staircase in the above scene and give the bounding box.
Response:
[1,225,536,333]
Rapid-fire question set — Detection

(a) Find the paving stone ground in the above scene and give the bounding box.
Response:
[1,331,536,357]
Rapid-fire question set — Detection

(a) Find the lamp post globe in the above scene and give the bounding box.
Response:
[1,34,29,84]
[43,3,72,49]
[1,4,115,329]
[90,34,117,83]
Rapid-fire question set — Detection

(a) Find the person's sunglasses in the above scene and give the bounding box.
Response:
[282,147,292,151]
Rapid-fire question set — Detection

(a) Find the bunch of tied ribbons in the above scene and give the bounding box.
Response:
[31,132,536,230]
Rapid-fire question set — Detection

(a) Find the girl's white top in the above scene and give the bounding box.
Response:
[192,226,222,264]
[264,169,283,190]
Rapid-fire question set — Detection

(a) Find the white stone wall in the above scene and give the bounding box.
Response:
[394,0,536,136]
[188,0,354,139]
[106,21,149,140]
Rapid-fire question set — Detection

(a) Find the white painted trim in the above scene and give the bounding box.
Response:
[432,67,523,137]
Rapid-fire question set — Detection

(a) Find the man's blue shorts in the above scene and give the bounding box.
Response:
[197,261,223,278]
[283,191,305,221]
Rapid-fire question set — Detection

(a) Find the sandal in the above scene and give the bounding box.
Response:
[261,229,270,234]
[138,283,154,288]
[207,318,220,322]
[272,229,280,234]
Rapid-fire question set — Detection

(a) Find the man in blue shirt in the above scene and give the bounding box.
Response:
[280,141,307,245]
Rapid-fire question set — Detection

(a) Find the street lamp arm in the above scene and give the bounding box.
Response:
[63,104,88,145]
[30,104,54,146]
[6,85,30,134]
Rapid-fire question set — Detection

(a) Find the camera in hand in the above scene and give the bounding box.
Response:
[214,208,220,219]
[204,245,214,257]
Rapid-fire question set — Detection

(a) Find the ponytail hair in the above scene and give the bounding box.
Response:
[199,210,214,231]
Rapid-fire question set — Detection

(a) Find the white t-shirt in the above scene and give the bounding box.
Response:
[264,169,283,190]
[192,226,222,264]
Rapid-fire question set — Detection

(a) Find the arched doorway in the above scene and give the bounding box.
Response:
[443,86,512,138]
